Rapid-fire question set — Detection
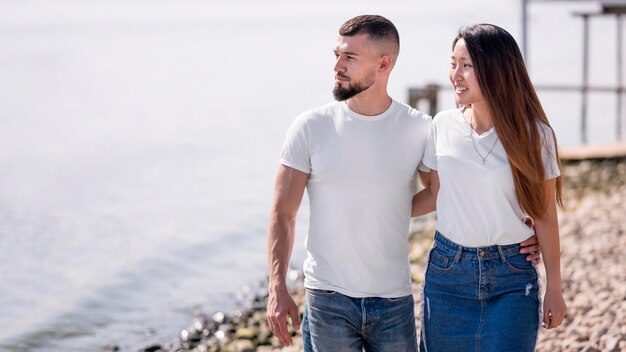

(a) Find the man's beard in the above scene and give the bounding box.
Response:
[333,70,375,101]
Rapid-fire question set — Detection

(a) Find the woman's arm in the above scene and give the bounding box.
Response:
[534,178,567,329]
[411,171,439,217]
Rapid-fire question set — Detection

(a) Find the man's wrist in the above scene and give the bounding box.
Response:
[269,281,289,294]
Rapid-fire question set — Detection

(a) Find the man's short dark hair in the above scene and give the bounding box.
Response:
[339,15,400,55]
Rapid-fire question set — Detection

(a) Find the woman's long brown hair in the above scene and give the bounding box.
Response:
[455,24,563,219]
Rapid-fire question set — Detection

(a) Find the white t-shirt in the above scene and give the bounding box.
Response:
[280,100,431,298]
[422,108,560,247]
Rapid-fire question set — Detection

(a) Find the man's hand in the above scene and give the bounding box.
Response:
[520,234,541,265]
[267,287,301,346]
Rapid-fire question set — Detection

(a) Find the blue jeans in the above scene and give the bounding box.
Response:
[420,232,541,352]
[302,289,417,352]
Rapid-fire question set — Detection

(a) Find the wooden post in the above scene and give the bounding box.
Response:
[617,14,623,141]
[581,14,590,144]
[408,84,439,117]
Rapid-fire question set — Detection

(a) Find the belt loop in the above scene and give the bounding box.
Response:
[497,246,507,263]
[454,245,463,263]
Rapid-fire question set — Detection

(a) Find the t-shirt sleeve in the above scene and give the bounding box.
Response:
[422,121,438,171]
[280,114,312,174]
[539,123,560,179]
[417,162,430,172]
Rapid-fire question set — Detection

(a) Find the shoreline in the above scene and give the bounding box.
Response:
[125,159,626,352]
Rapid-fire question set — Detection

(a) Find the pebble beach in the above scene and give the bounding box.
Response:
[127,158,626,352]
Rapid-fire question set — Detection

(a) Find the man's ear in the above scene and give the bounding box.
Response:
[378,55,393,72]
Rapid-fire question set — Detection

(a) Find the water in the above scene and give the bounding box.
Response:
[0,0,619,350]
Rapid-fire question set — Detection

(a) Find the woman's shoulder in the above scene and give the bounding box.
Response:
[532,119,557,146]
[433,108,462,126]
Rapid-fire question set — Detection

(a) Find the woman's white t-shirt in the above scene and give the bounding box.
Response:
[422,108,560,247]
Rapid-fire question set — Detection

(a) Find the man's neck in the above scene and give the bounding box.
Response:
[346,92,393,116]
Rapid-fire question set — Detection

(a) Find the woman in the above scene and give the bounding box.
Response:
[419,24,567,351]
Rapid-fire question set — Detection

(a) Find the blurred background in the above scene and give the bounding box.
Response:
[0,0,622,351]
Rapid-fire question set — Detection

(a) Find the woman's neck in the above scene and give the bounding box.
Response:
[465,103,493,134]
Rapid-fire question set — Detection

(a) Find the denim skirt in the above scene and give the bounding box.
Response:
[420,231,541,352]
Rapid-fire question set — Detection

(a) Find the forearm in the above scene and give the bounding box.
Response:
[267,213,296,293]
[412,171,439,217]
[535,212,562,290]
[411,187,436,217]
[266,165,307,343]
[536,233,562,288]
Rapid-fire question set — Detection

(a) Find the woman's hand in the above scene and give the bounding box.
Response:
[542,286,567,329]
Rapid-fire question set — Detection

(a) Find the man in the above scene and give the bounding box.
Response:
[266,15,540,351]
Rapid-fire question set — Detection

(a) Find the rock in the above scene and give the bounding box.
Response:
[256,325,273,345]
[604,336,622,351]
[256,347,276,352]
[234,340,255,352]
[581,346,601,352]
[139,345,162,352]
[193,313,209,331]
[180,329,190,342]
[235,327,257,340]
[590,327,608,342]
[212,311,226,324]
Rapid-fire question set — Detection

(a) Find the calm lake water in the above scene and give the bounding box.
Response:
[0,0,620,350]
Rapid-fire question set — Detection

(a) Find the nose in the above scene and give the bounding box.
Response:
[450,66,462,82]
[334,57,345,73]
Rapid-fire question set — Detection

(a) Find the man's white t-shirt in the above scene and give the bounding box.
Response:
[422,108,560,247]
[280,100,432,298]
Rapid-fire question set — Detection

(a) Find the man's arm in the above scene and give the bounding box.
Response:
[519,220,542,264]
[266,164,308,346]
[418,169,431,188]
[412,171,541,261]
[411,171,438,217]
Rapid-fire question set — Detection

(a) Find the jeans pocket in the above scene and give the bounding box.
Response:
[384,295,412,304]
[428,247,455,271]
[306,288,337,296]
[504,252,534,273]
